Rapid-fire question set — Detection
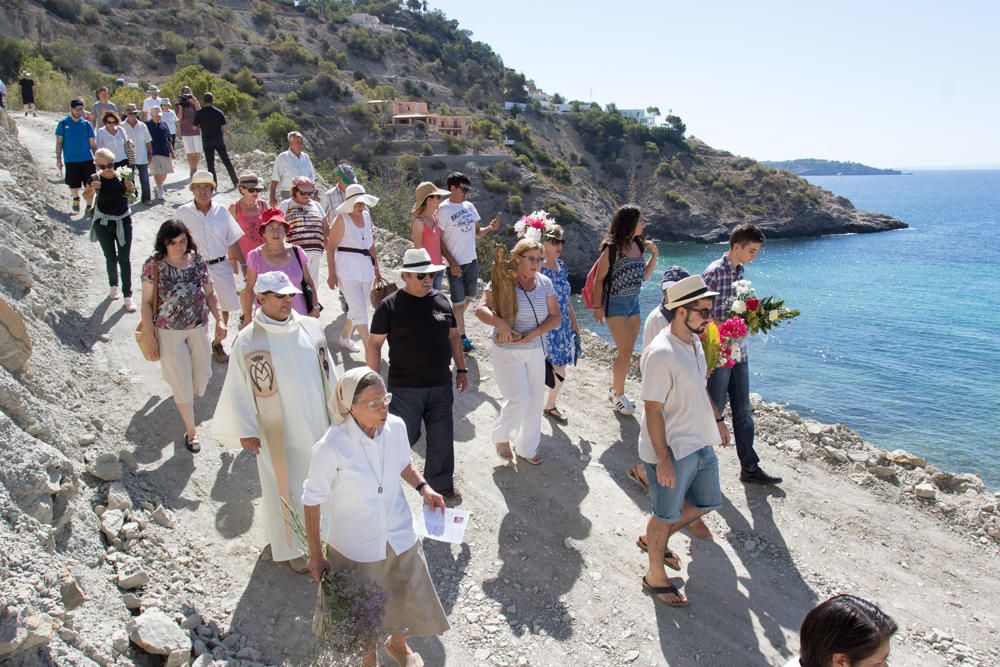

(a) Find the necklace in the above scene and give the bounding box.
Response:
[356,424,385,495]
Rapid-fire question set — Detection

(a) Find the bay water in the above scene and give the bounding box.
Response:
[574,170,1000,488]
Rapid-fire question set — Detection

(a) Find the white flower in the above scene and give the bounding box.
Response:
[524,227,542,242]
[731,300,747,314]
[513,221,526,236]
[733,280,753,297]
[731,347,742,362]
[769,309,780,321]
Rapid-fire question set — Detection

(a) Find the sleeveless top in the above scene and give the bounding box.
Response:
[608,240,646,298]
[416,214,443,264]
[233,200,266,258]
[247,245,310,316]
[335,210,376,282]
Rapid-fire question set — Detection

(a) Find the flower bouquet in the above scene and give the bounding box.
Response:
[701,316,748,375]
[513,210,555,242]
[115,165,139,205]
[728,280,799,335]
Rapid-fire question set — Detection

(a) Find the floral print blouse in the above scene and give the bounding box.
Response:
[141,255,210,330]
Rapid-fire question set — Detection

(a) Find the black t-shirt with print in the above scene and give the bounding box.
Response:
[192,105,227,146]
[370,289,456,388]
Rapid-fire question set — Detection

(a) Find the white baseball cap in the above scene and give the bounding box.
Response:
[253,271,302,295]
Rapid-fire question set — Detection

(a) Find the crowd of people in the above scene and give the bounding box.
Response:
[29,81,896,666]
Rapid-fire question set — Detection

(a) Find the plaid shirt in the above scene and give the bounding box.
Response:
[702,252,744,324]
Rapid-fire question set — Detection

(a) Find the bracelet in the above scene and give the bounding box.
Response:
[415,481,427,493]
[456,369,468,374]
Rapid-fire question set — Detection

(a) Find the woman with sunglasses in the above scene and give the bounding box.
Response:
[278,175,328,284]
[410,181,451,290]
[94,111,130,168]
[84,148,136,310]
[540,224,579,424]
[302,367,450,667]
[475,238,561,464]
[228,171,267,262]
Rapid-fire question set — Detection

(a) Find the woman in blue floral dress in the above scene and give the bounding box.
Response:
[540,224,579,424]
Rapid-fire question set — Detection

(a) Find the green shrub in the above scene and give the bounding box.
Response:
[483,176,509,194]
[551,160,571,183]
[42,0,82,21]
[547,201,579,225]
[0,37,33,81]
[251,5,273,26]
[444,135,466,154]
[644,141,660,155]
[507,194,524,215]
[10,55,79,111]
[160,65,252,117]
[395,153,423,182]
[260,112,298,149]
[655,161,673,178]
[428,159,447,171]
[421,143,434,156]
[664,190,690,209]
[79,4,100,25]
[373,139,391,155]
[346,27,384,60]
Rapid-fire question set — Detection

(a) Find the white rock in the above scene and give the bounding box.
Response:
[122,593,142,610]
[166,648,191,667]
[116,558,150,590]
[914,484,937,500]
[151,506,176,529]
[624,650,640,663]
[111,630,130,654]
[101,509,125,542]
[122,522,142,540]
[888,449,927,469]
[87,454,122,481]
[846,450,870,463]
[474,648,490,660]
[180,613,202,631]
[127,609,191,656]
[106,482,133,512]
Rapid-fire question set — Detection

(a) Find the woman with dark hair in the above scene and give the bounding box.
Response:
[791,594,897,667]
[589,204,659,415]
[94,111,131,168]
[140,220,227,452]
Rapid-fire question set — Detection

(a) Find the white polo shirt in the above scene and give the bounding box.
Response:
[270,149,316,193]
[301,414,418,563]
[174,201,243,262]
[638,330,720,463]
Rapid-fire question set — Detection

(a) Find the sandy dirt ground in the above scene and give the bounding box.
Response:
[11,112,1000,667]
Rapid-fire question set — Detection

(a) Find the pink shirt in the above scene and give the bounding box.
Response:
[415,215,443,264]
[233,200,266,258]
[247,246,310,315]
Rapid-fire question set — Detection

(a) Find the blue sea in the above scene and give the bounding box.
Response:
[575,170,1000,489]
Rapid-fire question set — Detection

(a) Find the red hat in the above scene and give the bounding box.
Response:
[259,207,289,233]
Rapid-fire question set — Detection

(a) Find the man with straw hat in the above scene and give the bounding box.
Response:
[175,169,245,362]
[213,271,337,573]
[635,275,730,608]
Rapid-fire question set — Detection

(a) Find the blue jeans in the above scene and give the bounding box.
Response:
[388,383,455,490]
[707,359,759,471]
[134,162,151,203]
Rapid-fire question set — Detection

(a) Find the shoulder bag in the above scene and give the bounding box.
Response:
[134,259,159,361]
[519,284,563,389]
[291,247,320,313]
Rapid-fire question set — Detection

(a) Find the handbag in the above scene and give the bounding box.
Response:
[134,259,159,361]
[291,247,319,312]
[519,285,564,389]
[370,277,399,309]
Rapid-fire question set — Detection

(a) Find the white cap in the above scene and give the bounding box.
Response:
[253,271,302,295]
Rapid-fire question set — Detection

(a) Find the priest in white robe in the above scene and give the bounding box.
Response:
[213,271,336,572]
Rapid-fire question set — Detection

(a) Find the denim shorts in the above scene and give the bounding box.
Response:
[645,447,722,523]
[606,294,640,318]
[447,259,478,304]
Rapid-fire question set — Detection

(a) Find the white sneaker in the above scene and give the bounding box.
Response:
[338,337,361,353]
[612,393,636,415]
[123,297,136,312]
[109,286,120,300]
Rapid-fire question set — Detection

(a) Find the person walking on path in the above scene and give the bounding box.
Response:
[141,85,165,121]
[160,100,178,149]
[146,105,175,201]
[475,238,561,465]
[175,170,245,363]
[320,162,356,219]
[327,183,382,354]
[438,171,499,352]
[539,223,579,425]
[410,181,450,291]
[83,147,136,310]
[214,270,337,574]
[240,208,320,323]
[367,248,468,504]
[702,223,782,486]
[269,131,317,207]
[121,104,153,205]
[636,275,730,608]
[94,111,130,169]
[54,98,97,214]
[140,220,227,452]
[278,175,327,283]
[91,86,117,125]
[228,172,266,263]
[302,367,450,667]
[176,86,202,178]
[589,204,659,415]
[193,91,238,189]
[18,71,36,116]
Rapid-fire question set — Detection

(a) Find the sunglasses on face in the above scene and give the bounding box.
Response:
[546,238,565,245]
[97,163,114,170]
[686,307,713,319]
[296,190,315,196]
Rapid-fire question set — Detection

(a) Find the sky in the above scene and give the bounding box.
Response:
[429,1,1000,169]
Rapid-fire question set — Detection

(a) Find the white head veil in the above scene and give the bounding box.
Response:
[328,367,383,425]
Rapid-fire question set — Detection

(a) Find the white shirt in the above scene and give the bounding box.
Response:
[270,149,316,192]
[142,96,165,120]
[174,201,244,261]
[95,126,128,163]
[437,199,480,265]
[638,330,720,464]
[160,109,178,135]
[301,414,417,563]
[121,119,152,164]
[641,306,669,351]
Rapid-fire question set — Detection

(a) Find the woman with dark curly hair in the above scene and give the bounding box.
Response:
[140,220,227,452]
[789,594,897,667]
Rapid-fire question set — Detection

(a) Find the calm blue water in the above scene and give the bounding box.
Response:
[575,170,1000,488]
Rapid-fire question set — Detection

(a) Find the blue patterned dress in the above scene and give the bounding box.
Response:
[541,259,574,366]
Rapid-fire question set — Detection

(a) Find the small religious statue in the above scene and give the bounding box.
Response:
[490,244,522,342]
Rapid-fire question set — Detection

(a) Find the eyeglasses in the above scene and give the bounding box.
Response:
[262,291,293,299]
[360,393,392,410]
[97,163,114,169]
[685,307,714,319]
[296,190,315,196]
[517,254,544,264]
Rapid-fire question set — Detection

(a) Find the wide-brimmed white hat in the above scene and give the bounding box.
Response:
[400,248,447,274]
[665,275,718,311]
[335,183,379,214]
[253,271,302,295]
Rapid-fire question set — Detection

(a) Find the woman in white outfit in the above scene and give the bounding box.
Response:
[326,183,382,353]
[475,238,561,464]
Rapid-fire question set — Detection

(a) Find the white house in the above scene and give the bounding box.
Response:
[504,101,528,111]
[619,108,659,126]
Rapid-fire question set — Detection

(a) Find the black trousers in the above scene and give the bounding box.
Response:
[388,382,455,490]
[93,217,133,297]
[203,142,238,187]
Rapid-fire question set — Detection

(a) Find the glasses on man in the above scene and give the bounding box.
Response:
[362,393,392,410]
[686,306,714,319]
[518,254,544,264]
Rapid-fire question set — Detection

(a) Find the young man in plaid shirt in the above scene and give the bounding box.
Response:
[702,223,782,485]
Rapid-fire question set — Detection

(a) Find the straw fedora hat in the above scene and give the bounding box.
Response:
[411,181,450,214]
[665,276,719,310]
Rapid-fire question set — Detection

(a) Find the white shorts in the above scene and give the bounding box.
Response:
[181,134,203,154]
[157,326,212,403]
[340,279,372,327]
[207,261,241,312]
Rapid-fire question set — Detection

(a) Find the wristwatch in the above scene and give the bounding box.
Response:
[415,481,428,493]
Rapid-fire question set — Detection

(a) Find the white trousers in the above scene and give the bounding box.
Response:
[305,250,323,287]
[341,278,372,327]
[490,345,546,458]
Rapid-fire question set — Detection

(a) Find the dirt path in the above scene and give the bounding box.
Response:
[13,112,1000,667]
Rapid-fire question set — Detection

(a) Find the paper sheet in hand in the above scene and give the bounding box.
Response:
[417,506,470,544]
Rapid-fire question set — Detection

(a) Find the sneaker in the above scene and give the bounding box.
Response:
[338,337,361,353]
[108,286,120,300]
[612,393,636,415]
[123,297,136,312]
[71,197,80,212]
[461,335,474,352]
[740,467,783,486]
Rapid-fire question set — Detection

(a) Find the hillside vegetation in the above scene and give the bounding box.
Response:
[762,159,903,176]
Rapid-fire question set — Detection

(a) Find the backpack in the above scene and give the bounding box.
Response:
[581,243,617,309]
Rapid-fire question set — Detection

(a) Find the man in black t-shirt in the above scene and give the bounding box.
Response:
[367,248,468,502]
[192,91,238,188]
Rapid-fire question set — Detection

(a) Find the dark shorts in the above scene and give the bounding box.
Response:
[447,259,478,304]
[64,160,96,189]
[645,446,722,523]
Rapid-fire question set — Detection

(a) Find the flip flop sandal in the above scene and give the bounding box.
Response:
[635,536,682,570]
[384,640,424,667]
[627,466,649,493]
[543,407,569,425]
[184,433,201,454]
[495,442,514,461]
[517,453,543,465]
[641,576,688,607]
